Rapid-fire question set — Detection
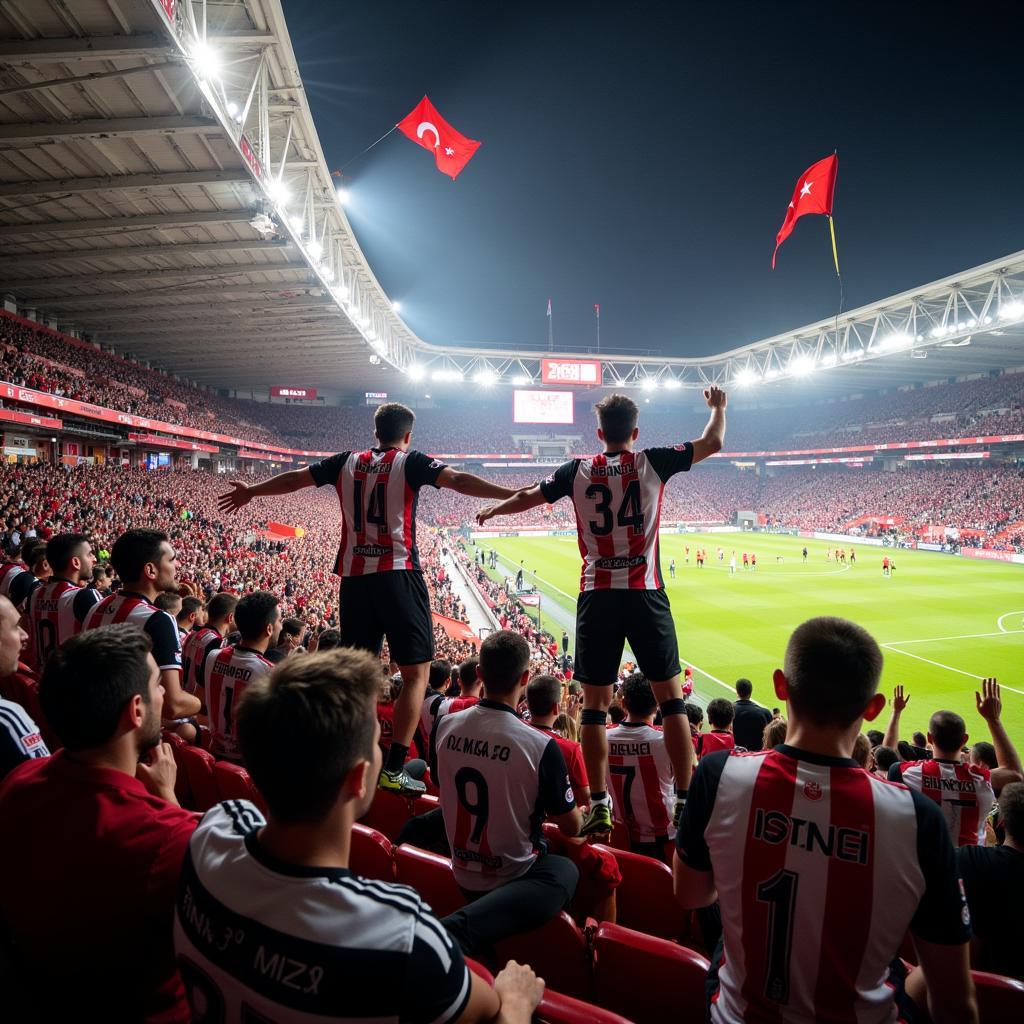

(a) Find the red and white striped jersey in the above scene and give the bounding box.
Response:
[889,758,994,847]
[203,645,273,761]
[181,626,224,695]
[606,722,674,841]
[433,700,576,891]
[83,590,183,674]
[309,448,447,576]
[539,444,693,590]
[677,746,970,1024]
[26,577,100,669]
[0,561,26,600]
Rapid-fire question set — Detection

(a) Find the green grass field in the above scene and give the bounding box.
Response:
[479,531,1024,740]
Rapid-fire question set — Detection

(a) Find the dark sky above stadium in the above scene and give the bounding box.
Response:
[284,1,1022,358]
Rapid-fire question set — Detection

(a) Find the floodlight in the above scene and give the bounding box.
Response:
[663,378,681,389]
[474,369,498,387]
[765,368,780,380]
[879,332,911,351]
[266,179,290,206]
[640,377,659,392]
[842,349,863,361]
[226,100,239,118]
[288,215,303,232]
[336,187,350,205]
[191,41,222,80]
[819,354,836,367]
[999,300,1024,321]
[511,374,530,386]
[306,239,322,261]
[391,300,401,313]
[791,355,814,377]
[407,365,426,380]
[735,368,757,386]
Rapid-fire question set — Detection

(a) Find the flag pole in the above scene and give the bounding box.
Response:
[595,303,600,352]
[547,299,554,351]
[827,216,840,277]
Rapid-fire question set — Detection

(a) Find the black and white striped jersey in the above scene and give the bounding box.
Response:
[174,802,472,1023]
[0,697,49,781]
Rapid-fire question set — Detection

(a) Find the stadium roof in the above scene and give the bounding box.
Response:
[1,0,1023,400]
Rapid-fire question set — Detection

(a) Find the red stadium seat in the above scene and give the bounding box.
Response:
[592,844,686,940]
[973,970,1024,1022]
[350,824,394,882]
[177,744,220,812]
[608,819,631,852]
[393,844,466,918]
[212,760,267,815]
[360,790,439,842]
[495,911,592,1001]
[162,731,192,808]
[536,989,632,1024]
[466,959,494,984]
[592,921,709,1024]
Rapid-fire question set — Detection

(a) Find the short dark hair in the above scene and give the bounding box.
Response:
[594,393,639,444]
[21,538,47,570]
[429,660,452,691]
[707,697,735,728]
[972,741,997,769]
[110,529,168,584]
[179,596,203,622]
[912,731,927,748]
[207,592,238,625]
[40,625,153,750]
[479,630,530,696]
[783,617,883,728]
[684,702,704,728]
[621,673,657,716]
[154,591,181,613]
[735,678,753,699]
[527,674,561,717]
[608,703,626,724]
[237,649,379,823]
[373,402,416,445]
[234,591,280,643]
[873,745,900,772]
[316,628,341,651]
[999,782,1024,843]
[458,658,480,688]
[866,729,884,747]
[929,710,967,753]
[45,533,90,574]
[280,617,304,640]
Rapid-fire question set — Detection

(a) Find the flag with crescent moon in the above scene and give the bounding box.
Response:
[396,96,481,180]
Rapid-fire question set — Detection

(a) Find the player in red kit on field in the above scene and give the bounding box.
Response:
[477,388,726,838]
[219,402,522,797]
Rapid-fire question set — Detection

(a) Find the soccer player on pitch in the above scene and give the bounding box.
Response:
[219,402,522,796]
[477,386,726,837]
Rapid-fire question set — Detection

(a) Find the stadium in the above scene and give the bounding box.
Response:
[0,1,1022,1022]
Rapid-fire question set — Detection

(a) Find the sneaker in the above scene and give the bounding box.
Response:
[580,801,613,838]
[379,767,427,797]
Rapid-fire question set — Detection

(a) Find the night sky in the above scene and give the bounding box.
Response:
[283,1,1023,357]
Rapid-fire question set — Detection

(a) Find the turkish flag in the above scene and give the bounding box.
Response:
[396,96,481,180]
[772,154,838,268]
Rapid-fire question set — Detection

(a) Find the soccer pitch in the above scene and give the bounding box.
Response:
[480,531,1024,740]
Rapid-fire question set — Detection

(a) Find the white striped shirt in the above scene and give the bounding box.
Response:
[0,697,49,781]
[174,802,471,1023]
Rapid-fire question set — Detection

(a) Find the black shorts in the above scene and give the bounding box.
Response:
[574,588,680,685]
[339,570,434,666]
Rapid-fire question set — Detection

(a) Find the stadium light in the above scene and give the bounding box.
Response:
[266,179,290,206]
[306,239,322,261]
[391,300,401,313]
[226,100,240,120]
[878,332,912,351]
[336,186,350,205]
[640,377,659,392]
[791,355,814,377]
[929,324,949,338]
[842,348,864,361]
[474,369,498,387]
[433,369,463,382]
[999,300,1024,321]
[820,353,837,367]
[190,41,222,80]
[663,378,681,389]
[288,215,303,232]
[735,367,757,387]
[511,374,530,386]
[765,368,780,380]
[407,364,426,380]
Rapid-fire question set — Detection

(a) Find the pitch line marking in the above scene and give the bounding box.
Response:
[681,562,852,579]
[882,643,1024,696]
[882,629,1024,645]
[997,611,1024,633]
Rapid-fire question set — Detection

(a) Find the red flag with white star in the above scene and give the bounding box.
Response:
[396,96,481,180]
[772,154,839,269]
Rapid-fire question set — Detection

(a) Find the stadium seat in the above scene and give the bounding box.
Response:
[212,760,267,815]
[973,970,1024,1022]
[177,744,220,812]
[466,959,494,984]
[592,921,709,1024]
[360,790,440,842]
[350,824,394,882]
[495,911,592,1001]
[393,844,466,918]
[536,989,632,1024]
[592,844,686,940]
[161,731,192,808]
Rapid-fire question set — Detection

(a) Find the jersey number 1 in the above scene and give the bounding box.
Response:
[756,868,798,1003]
